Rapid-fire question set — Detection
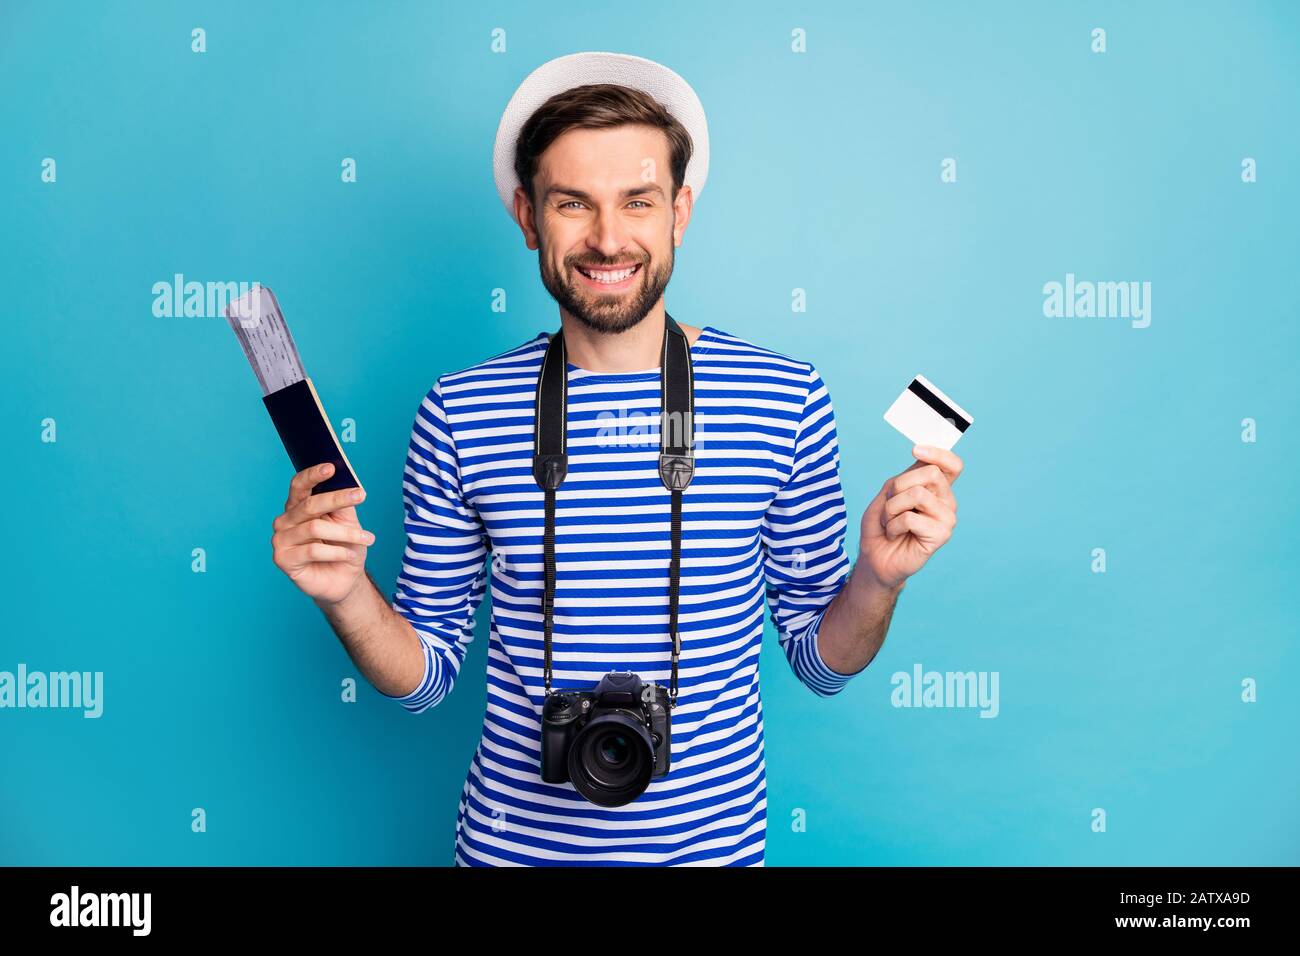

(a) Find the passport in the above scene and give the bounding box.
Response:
[225,286,362,495]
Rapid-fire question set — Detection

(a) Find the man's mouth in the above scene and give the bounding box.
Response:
[574,262,642,289]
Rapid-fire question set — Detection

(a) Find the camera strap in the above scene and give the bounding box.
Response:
[532,314,695,709]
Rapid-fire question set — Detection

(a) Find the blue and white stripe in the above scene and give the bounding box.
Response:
[385,325,859,865]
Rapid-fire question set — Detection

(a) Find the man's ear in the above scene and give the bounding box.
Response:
[672,184,694,248]
[514,186,540,250]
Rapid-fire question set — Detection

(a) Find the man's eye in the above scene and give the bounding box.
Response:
[558,201,585,210]
[627,200,651,209]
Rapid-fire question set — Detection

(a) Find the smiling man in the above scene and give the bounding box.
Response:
[269,52,964,866]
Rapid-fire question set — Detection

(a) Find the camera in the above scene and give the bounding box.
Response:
[540,672,672,807]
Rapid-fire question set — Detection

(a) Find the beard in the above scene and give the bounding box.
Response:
[538,237,674,336]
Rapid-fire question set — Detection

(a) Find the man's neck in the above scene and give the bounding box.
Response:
[559,305,700,373]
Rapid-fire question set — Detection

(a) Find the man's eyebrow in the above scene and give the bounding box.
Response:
[544,184,666,202]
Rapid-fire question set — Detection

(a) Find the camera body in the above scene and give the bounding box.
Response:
[540,671,671,807]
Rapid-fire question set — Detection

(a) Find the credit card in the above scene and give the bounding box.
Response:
[883,374,973,450]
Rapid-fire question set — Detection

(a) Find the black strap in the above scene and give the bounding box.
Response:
[533,314,695,707]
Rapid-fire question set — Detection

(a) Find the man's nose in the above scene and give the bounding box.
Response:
[587,206,630,257]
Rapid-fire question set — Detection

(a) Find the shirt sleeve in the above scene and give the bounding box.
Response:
[382,378,490,715]
[760,362,861,697]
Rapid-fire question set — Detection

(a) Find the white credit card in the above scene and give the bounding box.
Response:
[883,374,973,450]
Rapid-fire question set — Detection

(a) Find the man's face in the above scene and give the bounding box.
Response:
[516,123,693,335]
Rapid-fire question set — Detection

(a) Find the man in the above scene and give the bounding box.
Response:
[270,52,963,865]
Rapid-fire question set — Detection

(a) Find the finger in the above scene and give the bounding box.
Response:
[890,464,955,508]
[884,509,948,544]
[286,462,336,511]
[279,486,366,530]
[911,444,964,484]
[275,518,375,549]
[865,485,891,536]
[277,541,364,570]
[884,485,954,525]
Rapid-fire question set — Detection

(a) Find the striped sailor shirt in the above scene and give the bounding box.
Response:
[384,324,863,865]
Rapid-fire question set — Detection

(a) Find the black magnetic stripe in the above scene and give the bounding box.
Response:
[907,378,969,432]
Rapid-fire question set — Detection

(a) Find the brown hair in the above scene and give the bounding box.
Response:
[513,83,694,209]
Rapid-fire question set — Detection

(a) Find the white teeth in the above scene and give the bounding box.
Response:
[581,266,637,283]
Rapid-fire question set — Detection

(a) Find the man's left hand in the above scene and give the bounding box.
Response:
[859,444,964,591]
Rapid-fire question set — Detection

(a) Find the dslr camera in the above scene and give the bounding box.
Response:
[540,671,671,807]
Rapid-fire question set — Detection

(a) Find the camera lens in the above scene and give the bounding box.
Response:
[598,734,631,769]
[568,711,654,807]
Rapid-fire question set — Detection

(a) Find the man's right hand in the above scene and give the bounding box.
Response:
[271,462,375,606]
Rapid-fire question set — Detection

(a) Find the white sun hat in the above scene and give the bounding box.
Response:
[492,51,710,224]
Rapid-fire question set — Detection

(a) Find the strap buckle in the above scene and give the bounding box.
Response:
[533,454,567,490]
[658,453,694,491]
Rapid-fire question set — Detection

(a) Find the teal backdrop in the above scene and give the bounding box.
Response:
[2,0,1297,865]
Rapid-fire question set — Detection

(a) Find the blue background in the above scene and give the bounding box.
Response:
[2,0,1296,865]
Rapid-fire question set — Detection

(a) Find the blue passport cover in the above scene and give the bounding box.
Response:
[261,378,362,495]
